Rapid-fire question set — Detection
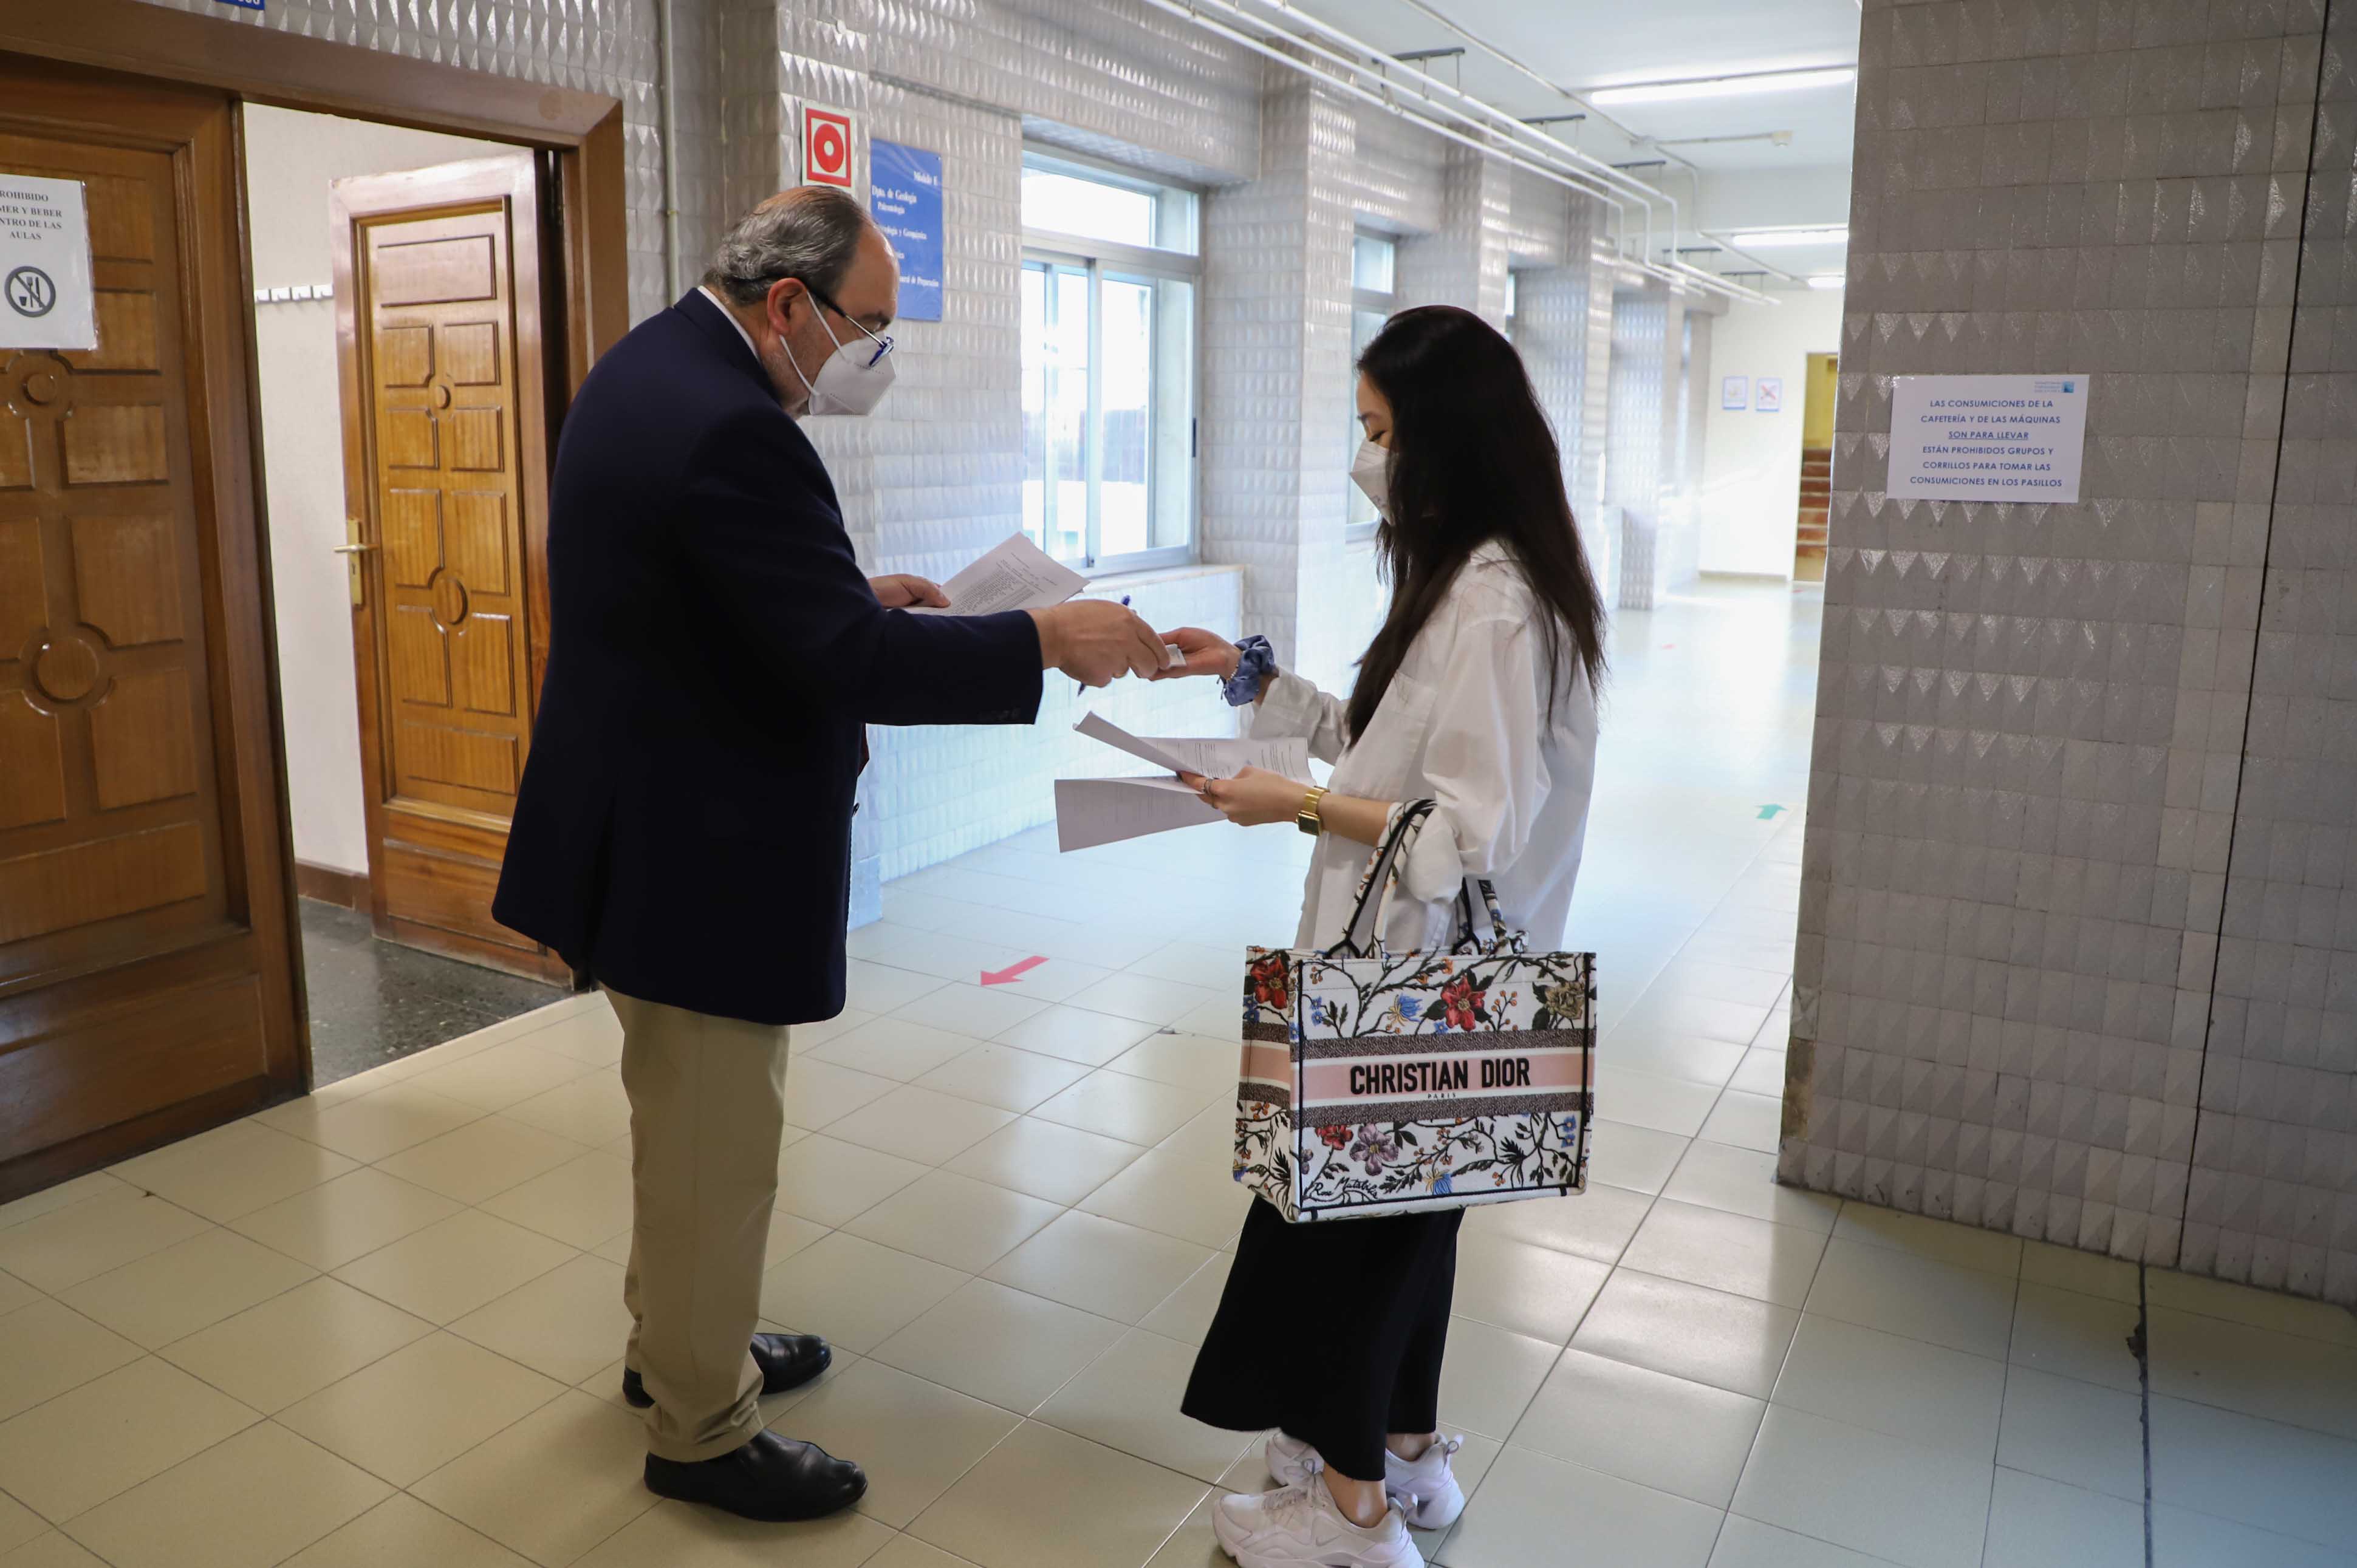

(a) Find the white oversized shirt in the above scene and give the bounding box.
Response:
[1253,542,1598,954]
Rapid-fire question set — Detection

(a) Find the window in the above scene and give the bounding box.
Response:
[1347,232,1398,542]
[1503,270,1519,341]
[1021,152,1200,570]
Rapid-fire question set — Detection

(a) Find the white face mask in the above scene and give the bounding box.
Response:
[1350,437,1392,514]
[780,297,896,416]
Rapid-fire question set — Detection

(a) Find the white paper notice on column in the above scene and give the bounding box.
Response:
[0,176,97,352]
[1887,374,2089,503]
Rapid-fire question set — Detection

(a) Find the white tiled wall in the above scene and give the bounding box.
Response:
[1788,0,2356,1307]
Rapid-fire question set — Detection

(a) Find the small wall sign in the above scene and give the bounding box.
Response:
[1754,377,1784,413]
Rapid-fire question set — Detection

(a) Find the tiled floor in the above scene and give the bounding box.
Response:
[296,900,564,1087]
[2,583,2353,1567]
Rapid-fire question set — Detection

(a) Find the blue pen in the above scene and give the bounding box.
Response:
[1078,596,1133,695]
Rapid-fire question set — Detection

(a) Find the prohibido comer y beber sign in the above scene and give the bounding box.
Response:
[1888,373,2090,504]
[0,175,97,353]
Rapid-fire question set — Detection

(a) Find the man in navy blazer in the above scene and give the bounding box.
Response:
[494,186,1161,1522]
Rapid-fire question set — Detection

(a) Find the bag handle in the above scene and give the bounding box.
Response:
[1325,799,1437,959]
[1450,878,1516,954]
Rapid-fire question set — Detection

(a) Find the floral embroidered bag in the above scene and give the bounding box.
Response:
[1235,799,1595,1222]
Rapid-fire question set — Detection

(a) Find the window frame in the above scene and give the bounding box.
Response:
[1021,152,1203,576]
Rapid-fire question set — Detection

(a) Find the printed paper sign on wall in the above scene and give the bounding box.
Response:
[1888,374,2089,503]
[0,176,98,352]
[1720,375,1747,411]
[869,140,943,323]
[803,106,855,189]
[1754,377,1783,414]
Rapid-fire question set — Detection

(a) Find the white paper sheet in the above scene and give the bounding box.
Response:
[907,533,1087,616]
[1072,712,1310,781]
[1053,775,1225,851]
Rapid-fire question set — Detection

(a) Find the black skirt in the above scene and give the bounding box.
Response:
[1182,1196,1463,1481]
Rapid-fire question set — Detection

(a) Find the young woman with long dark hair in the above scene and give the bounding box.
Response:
[1153,304,1606,1568]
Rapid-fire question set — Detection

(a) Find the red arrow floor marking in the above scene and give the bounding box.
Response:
[979,955,1049,986]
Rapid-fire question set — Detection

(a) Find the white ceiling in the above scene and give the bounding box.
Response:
[1286,0,1860,283]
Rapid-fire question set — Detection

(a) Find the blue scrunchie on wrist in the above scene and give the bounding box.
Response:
[1223,635,1275,707]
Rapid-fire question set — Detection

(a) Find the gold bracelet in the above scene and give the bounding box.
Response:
[1295,786,1329,836]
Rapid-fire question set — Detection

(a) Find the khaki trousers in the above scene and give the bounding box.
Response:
[605,986,790,1462]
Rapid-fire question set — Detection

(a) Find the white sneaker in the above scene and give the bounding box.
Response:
[1264,1432,1466,1532]
[1212,1471,1423,1568]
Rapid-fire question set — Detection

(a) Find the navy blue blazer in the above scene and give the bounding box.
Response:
[494,290,1042,1025]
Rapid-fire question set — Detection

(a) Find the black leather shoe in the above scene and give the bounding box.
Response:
[622,1334,832,1410]
[643,1430,866,1521]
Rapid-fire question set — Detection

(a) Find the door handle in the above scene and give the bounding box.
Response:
[331,543,377,554]
[338,520,374,607]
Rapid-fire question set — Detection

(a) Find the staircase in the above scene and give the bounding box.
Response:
[1794,447,1830,582]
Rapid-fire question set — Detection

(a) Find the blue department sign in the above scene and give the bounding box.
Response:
[0,175,97,352]
[1888,374,2089,503]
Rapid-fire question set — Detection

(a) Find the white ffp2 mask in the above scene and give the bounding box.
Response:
[782,306,896,416]
[1350,438,1392,514]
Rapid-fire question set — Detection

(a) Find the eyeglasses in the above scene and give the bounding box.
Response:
[736,274,895,368]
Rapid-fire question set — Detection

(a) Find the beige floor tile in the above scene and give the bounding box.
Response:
[1063,973,1226,1030]
[1570,1269,1801,1400]
[276,1083,485,1164]
[775,1134,932,1227]
[826,1086,1018,1165]
[1830,1204,2023,1278]
[1697,1088,1783,1154]
[759,1232,966,1354]
[0,1299,143,1423]
[1731,1405,1991,1568]
[1156,1102,1237,1165]
[0,1192,212,1295]
[870,1278,1125,1414]
[1706,1514,1900,1568]
[0,1173,129,1236]
[1512,1347,1764,1508]
[1803,1238,2017,1361]
[1075,1145,1251,1252]
[2152,1502,2357,1568]
[281,1493,534,1567]
[993,1006,1158,1067]
[1980,1467,2142,1568]
[781,1060,902,1132]
[810,1018,988,1083]
[2148,1303,2357,1439]
[1771,1314,2005,1462]
[846,959,953,1014]
[1606,1032,1747,1088]
[1619,1198,1828,1309]
[61,1419,388,1568]
[2144,1266,2357,1347]
[109,1123,360,1224]
[1127,941,1240,992]
[867,1535,984,1568]
[1592,1063,1723,1137]
[332,1208,576,1324]
[2149,1394,2357,1550]
[1140,1492,1225,1568]
[2017,1239,2141,1306]
[411,1389,657,1565]
[277,1331,565,1487]
[915,1045,1092,1114]
[1137,1253,1233,1348]
[1169,995,1241,1043]
[1660,1140,1841,1234]
[479,1151,637,1250]
[1618,992,1772,1048]
[1437,1315,1561,1440]
[1462,1182,1654,1264]
[227,1166,464,1272]
[374,1115,589,1205]
[525,1000,626,1065]
[909,1419,1207,1568]
[790,1007,875,1051]
[987,1211,1213,1325]
[0,1273,30,1318]
[2010,1281,2142,1393]
[1450,1232,1610,1344]
[572,1499,896,1567]
[0,1488,41,1554]
[1994,1367,2144,1504]
[503,1071,634,1146]
[1030,1072,1209,1148]
[159,1275,431,1413]
[405,1040,595,1113]
[843,1171,1062,1275]
[1101,1034,1239,1099]
[1727,1049,1792,1099]
[1446,1444,1722,1568]
[60,1227,315,1349]
[764,1208,832,1268]
[945,1117,1145,1206]
[0,1532,108,1566]
[1584,1118,1692,1196]
[1036,1328,1254,1483]
[450,1253,633,1385]
[778,1359,1021,1528]
[0,1357,257,1521]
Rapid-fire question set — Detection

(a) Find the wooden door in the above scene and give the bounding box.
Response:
[0,63,304,1200]
[331,156,565,981]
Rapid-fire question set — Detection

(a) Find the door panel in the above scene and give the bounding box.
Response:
[0,62,303,1198]
[333,156,562,978]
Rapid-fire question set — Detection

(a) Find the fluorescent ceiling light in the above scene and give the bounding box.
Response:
[1807,275,1844,290]
[1590,66,1856,106]
[1729,227,1849,248]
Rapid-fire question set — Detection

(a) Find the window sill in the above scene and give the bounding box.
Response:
[1073,561,1245,597]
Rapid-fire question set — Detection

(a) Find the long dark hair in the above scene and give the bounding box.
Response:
[1345,304,1607,743]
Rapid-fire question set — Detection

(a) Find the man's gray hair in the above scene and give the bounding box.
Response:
[702,186,871,307]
